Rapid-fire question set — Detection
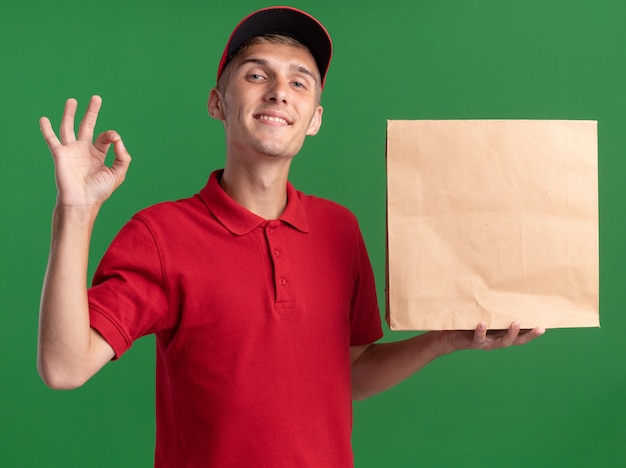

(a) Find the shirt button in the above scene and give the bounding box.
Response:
[274,249,280,258]
[279,277,287,286]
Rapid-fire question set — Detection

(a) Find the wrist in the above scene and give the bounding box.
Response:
[427,330,462,356]
[52,203,100,228]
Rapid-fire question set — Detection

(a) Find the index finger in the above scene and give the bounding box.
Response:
[77,95,103,142]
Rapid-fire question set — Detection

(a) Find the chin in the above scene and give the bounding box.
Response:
[254,142,297,159]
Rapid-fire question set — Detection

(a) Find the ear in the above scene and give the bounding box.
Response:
[306,105,324,136]
[208,88,225,121]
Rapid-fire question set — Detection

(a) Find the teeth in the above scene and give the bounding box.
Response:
[258,115,288,124]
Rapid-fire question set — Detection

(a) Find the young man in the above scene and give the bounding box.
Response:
[38,7,544,467]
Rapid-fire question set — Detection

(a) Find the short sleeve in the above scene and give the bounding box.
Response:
[349,227,384,346]
[88,216,171,359]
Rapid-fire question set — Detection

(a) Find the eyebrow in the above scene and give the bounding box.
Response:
[237,57,319,84]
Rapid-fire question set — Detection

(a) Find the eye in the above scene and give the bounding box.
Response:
[244,67,267,82]
[291,81,306,89]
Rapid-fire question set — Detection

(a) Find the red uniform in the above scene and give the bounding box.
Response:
[88,170,382,467]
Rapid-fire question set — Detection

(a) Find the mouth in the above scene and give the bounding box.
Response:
[254,113,291,125]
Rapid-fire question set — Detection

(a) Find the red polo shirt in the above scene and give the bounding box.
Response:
[88,170,383,467]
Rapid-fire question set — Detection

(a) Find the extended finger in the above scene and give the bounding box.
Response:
[472,322,488,348]
[60,98,78,144]
[500,321,522,347]
[39,116,61,153]
[77,95,103,142]
[514,327,546,346]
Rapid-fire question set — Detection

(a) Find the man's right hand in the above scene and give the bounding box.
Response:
[38,95,124,389]
[40,95,131,208]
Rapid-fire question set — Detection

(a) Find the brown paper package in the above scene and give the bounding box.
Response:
[386,120,599,330]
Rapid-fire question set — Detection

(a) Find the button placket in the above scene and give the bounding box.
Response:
[265,222,294,307]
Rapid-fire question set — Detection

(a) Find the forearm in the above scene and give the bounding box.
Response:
[351,322,545,400]
[38,206,109,389]
[351,332,451,401]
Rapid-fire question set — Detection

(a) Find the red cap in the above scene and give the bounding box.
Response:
[216,6,333,88]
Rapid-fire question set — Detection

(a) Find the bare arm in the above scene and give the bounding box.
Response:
[350,322,545,400]
[38,96,131,389]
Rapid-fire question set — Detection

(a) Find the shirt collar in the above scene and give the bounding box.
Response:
[199,170,309,236]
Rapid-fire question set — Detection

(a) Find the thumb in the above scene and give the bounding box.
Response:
[109,134,132,184]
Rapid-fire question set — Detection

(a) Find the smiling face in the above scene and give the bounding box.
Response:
[208,39,324,163]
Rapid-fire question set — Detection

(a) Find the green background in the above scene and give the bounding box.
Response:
[2,0,625,466]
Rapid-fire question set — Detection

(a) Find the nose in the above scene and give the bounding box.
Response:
[265,77,289,104]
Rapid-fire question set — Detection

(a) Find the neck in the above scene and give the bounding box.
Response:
[220,157,292,220]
